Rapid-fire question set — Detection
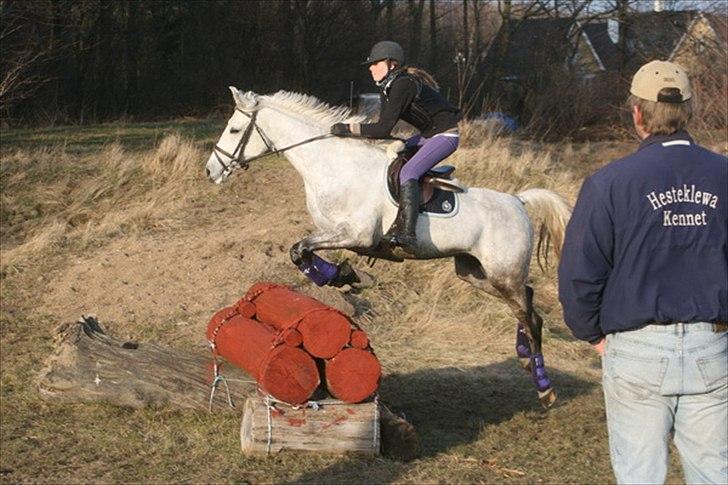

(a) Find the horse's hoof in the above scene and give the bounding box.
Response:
[351,269,375,289]
[538,388,557,409]
[289,242,306,265]
[519,357,532,372]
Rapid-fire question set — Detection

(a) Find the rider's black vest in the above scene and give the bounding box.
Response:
[381,71,461,137]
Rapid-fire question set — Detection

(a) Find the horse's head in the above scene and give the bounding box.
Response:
[205,87,270,184]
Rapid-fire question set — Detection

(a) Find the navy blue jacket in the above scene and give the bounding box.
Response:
[559,131,728,343]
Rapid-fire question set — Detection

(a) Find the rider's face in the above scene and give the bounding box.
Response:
[369,60,390,82]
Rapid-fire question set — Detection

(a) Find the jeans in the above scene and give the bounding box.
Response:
[400,133,459,183]
[602,323,728,484]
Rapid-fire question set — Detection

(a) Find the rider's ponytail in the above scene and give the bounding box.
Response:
[403,66,439,91]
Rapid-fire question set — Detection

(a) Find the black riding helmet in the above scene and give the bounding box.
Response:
[362,41,405,65]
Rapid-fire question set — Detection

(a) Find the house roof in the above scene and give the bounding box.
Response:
[704,13,728,49]
[486,10,723,80]
[582,22,620,71]
[623,10,697,66]
[484,17,574,80]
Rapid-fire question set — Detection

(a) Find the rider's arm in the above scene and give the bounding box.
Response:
[558,175,614,344]
[352,77,417,138]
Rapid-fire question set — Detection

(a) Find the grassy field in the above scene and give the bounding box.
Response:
[2,118,723,483]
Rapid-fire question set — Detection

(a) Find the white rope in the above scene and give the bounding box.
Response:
[373,394,381,454]
[208,375,235,412]
[265,394,274,454]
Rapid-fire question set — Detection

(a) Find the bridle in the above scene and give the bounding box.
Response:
[212,109,273,177]
[211,107,332,179]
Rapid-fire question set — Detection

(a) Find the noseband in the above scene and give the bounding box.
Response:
[212,109,276,177]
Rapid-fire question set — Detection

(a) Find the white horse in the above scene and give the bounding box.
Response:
[205,87,571,407]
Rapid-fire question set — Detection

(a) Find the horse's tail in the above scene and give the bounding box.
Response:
[517,188,572,272]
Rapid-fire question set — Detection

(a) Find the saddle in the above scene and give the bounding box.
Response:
[386,149,465,204]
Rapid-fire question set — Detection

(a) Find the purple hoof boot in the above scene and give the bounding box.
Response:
[516,324,532,359]
[530,353,552,393]
[296,253,339,287]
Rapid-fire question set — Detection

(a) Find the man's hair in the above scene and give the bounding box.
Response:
[627,93,693,135]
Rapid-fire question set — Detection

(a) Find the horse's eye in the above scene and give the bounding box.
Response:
[230,127,241,134]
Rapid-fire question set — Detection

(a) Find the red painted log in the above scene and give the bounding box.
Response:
[245,283,351,359]
[280,328,303,347]
[206,309,319,405]
[350,330,369,349]
[325,348,382,404]
[236,299,257,319]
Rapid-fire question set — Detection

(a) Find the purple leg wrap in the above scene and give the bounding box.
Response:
[295,253,339,286]
[516,324,532,358]
[530,353,552,392]
[399,134,459,183]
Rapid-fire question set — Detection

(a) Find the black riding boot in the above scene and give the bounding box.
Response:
[389,180,420,250]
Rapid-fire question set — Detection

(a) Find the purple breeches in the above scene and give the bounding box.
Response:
[400,133,459,184]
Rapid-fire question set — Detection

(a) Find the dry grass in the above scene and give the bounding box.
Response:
[1,134,206,273]
[0,121,692,483]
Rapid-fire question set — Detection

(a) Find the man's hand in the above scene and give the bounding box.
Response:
[592,337,606,355]
[330,123,351,136]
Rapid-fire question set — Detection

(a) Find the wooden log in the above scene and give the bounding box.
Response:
[240,396,379,456]
[37,316,256,411]
[349,329,370,349]
[245,282,351,358]
[38,317,420,461]
[325,348,382,404]
[206,309,320,405]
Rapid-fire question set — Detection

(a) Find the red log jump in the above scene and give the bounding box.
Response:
[245,283,351,358]
[206,306,319,405]
[207,282,382,405]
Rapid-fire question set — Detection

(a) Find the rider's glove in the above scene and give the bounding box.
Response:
[330,123,352,136]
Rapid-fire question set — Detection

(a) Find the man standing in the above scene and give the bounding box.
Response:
[558,60,727,484]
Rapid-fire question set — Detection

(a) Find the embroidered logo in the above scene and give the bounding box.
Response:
[645,184,719,227]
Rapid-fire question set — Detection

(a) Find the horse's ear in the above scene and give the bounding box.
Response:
[240,91,258,109]
[229,86,258,110]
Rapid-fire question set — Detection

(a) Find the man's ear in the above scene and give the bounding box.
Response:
[632,105,641,124]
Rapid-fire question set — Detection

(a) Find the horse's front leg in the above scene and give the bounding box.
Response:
[289,225,375,288]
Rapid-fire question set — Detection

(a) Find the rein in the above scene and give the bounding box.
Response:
[212,106,405,179]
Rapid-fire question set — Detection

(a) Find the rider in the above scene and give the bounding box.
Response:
[330,40,462,250]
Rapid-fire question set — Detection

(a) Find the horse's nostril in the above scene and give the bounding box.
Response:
[205,167,211,178]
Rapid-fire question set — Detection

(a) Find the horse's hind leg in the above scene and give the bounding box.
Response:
[490,280,556,408]
[455,254,555,407]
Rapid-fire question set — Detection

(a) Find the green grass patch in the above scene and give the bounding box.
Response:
[1,118,225,155]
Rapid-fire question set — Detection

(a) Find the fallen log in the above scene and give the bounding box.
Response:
[37,316,255,411]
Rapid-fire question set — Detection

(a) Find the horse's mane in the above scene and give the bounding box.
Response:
[262,90,367,126]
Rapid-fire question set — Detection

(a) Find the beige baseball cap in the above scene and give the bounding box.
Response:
[630,60,692,103]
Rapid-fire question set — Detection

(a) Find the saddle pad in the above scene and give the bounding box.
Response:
[420,187,457,215]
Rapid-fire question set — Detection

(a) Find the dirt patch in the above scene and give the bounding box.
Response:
[38,160,356,348]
